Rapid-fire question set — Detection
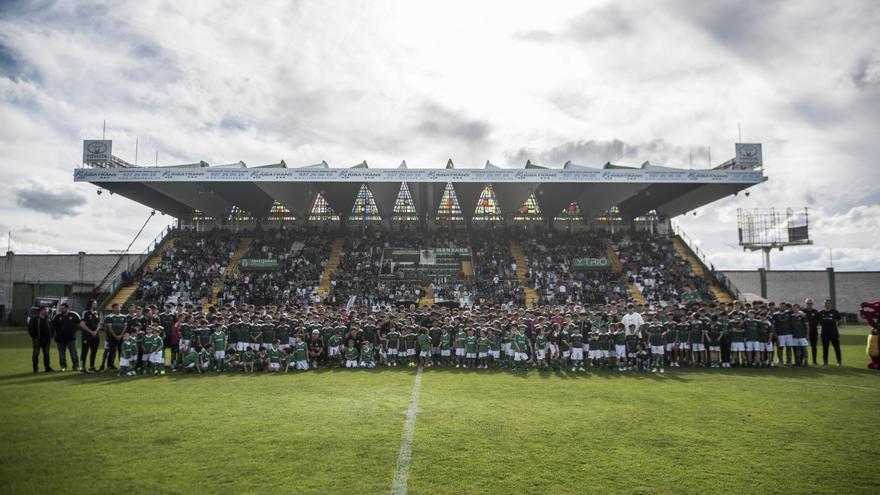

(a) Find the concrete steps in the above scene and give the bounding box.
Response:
[605,239,646,305]
[419,286,435,307]
[210,237,253,305]
[509,241,539,307]
[672,236,733,303]
[104,237,177,310]
[317,238,346,299]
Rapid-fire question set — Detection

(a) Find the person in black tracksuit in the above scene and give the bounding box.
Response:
[52,303,80,371]
[28,306,54,372]
[79,299,101,373]
[803,299,821,365]
[818,300,842,366]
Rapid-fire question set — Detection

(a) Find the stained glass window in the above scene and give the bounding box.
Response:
[192,209,214,221]
[308,193,340,221]
[436,183,463,221]
[268,201,295,221]
[513,193,542,221]
[227,206,253,221]
[393,183,418,221]
[349,184,382,222]
[473,184,502,221]
[555,202,583,221]
[595,206,622,221]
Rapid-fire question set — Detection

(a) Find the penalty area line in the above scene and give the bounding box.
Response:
[391,366,423,495]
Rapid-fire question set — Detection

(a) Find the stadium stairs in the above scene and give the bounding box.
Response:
[317,238,345,299]
[604,240,646,305]
[671,236,734,303]
[103,237,177,310]
[210,238,253,305]
[509,241,539,307]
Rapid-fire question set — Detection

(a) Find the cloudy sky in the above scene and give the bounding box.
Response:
[1,0,878,270]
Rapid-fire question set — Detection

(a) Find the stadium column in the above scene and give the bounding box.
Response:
[827,267,836,308]
[759,268,767,299]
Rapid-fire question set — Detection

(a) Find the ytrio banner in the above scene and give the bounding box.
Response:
[238,259,280,271]
[571,258,613,271]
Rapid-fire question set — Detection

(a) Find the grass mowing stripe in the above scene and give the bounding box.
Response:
[722,373,880,391]
[391,366,423,495]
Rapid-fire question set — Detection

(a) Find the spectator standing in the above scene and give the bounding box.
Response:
[818,299,842,367]
[28,306,54,373]
[52,302,80,371]
[803,298,820,365]
[79,299,101,373]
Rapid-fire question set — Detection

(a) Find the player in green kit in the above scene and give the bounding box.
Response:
[404,327,418,367]
[464,328,478,369]
[182,345,201,373]
[439,327,452,366]
[267,340,283,372]
[534,328,547,370]
[344,339,360,368]
[646,315,665,373]
[200,344,215,372]
[454,327,467,368]
[293,336,309,370]
[488,328,501,368]
[570,325,585,371]
[511,325,529,372]
[118,331,136,377]
[360,341,375,369]
[241,347,256,373]
[385,327,400,367]
[417,328,433,368]
[211,325,227,371]
[477,330,490,369]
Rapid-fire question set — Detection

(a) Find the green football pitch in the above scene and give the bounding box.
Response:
[0,327,878,495]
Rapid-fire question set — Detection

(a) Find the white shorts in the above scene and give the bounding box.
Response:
[432,346,440,354]
[269,362,280,370]
[289,337,296,347]
[745,341,761,352]
[214,351,225,360]
[296,360,309,370]
[561,350,571,358]
[478,351,487,358]
[465,352,476,359]
[233,342,244,352]
[547,343,558,354]
[420,351,431,357]
[665,343,675,352]
[119,358,130,367]
[150,352,164,363]
[590,350,608,359]
[490,350,500,359]
[180,339,191,351]
[360,361,375,368]
[709,346,721,352]
[793,337,809,347]
[678,342,690,350]
[692,343,706,352]
[345,360,359,368]
[455,348,465,356]
[582,344,590,352]
[650,346,664,355]
[608,349,617,358]
[330,346,341,356]
[407,349,416,357]
[627,352,637,358]
[200,362,210,369]
[777,334,793,347]
[731,342,746,352]
[502,343,512,354]
[571,348,583,360]
[615,345,626,357]
[764,343,774,352]
[513,352,528,362]
[536,349,546,360]
[387,348,398,356]
[441,350,451,357]
[185,362,196,369]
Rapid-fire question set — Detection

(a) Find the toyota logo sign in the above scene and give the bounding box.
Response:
[86,141,108,154]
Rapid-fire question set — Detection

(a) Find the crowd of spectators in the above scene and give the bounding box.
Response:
[519,229,629,305]
[614,232,714,305]
[134,229,237,305]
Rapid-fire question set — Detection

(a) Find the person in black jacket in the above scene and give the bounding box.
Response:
[818,299,842,367]
[28,306,54,373]
[79,299,101,373]
[52,303,81,371]
[803,298,821,365]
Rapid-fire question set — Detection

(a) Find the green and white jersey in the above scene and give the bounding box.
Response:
[180,323,192,340]
[488,334,500,351]
[261,324,276,346]
[729,322,745,342]
[121,340,137,359]
[439,331,451,350]
[625,332,640,351]
[558,331,570,351]
[512,333,528,353]
[465,335,477,353]
[106,314,126,336]
[417,334,431,351]
[242,351,255,363]
[477,336,489,352]
[276,324,291,343]
[249,324,262,344]
[182,350,199,367]
[293,341,308,361]
[329,335,342,348]
[689,322,703,342]
[236,323,251,343]
[647,324,664,346]
[744,319,760,341]
[360,345,374,363]
[535,335,546,349]
[454,331,467,349]
[404,332,417,350]
[211,331,227,351]
[570,333,584,348]
[612,331,626,346]
[344,346,359,360]
[386,331,400,349]
[199,348,213,364]
[145,335,162,353]
[267,348,282,363]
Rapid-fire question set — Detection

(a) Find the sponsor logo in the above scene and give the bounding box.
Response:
[86,141,107,154]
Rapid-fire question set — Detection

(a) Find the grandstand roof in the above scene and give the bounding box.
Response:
[73,153,766,221]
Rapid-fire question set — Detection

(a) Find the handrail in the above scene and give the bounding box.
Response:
[96,223,175,308]
[670,222,742,300]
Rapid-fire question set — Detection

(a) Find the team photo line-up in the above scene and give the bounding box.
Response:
[27,295,846,376]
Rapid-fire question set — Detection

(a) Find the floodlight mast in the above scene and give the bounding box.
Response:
[736,207,813,270]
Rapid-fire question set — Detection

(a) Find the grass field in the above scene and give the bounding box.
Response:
[1,327,878,495]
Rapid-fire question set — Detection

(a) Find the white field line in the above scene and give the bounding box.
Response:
[391,366,423,495]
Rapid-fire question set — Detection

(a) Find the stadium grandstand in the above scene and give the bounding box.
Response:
[75,140,765,311]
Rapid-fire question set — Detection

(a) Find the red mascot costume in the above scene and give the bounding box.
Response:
[860,301,880,370]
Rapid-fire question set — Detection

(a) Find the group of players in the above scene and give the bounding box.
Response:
[81,296,842,377]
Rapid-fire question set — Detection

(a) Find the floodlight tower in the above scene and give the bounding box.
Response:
[737,208,813,270]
